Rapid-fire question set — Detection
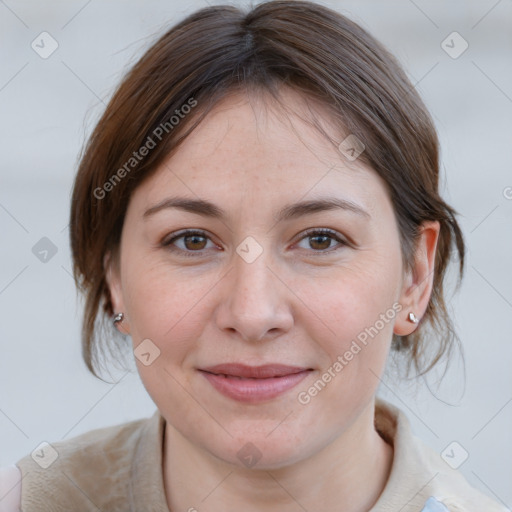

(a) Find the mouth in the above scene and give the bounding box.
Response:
[198,364,313,403]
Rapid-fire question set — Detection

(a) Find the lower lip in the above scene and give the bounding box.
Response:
[200,370,311,403]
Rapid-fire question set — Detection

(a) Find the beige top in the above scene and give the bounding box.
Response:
[7,399,507,512]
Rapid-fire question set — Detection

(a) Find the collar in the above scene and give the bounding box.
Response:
[130,408,169,511]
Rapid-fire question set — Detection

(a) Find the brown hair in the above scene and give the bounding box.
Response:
[70,0,465,381]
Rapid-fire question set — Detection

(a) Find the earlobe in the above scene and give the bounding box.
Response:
[393,221,440,336]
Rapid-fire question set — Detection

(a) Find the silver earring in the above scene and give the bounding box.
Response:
[408,312,419,324]
[113,312,124,325]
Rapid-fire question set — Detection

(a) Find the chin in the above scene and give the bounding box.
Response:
[208,429,315,471]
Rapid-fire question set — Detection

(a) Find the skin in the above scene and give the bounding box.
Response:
[106,88,439,512]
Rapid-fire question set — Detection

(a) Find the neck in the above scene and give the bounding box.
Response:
[163,398,393,512]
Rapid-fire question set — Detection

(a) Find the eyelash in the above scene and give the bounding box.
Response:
[161,228,348,258]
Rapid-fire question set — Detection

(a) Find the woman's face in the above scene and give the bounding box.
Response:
[107,90,427,468]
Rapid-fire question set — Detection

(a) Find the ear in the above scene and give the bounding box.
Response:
[394,221,440,336]
[104,250,131,335]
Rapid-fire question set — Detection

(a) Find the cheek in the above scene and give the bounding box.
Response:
[314,253,401,339]
[121,261,213,415]
[292,283,397,434]
[303,252,401,394]
[121,256,217,361]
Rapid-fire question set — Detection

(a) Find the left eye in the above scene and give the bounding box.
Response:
[294,228,346,253]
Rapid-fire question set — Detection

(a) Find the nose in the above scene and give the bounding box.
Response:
[214,246,294,343]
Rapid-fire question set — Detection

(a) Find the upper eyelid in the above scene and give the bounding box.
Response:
[162,229,215,245]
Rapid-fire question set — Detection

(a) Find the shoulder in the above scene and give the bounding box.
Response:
[413,437,507,512]
[374,399,508,512]
[0,465,22,512]
[14,413,156,512]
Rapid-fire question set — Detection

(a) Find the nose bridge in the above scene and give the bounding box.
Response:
[233,243,272,304]
[216,237,292,341]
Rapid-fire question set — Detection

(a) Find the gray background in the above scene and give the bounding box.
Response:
[1,0,511,507]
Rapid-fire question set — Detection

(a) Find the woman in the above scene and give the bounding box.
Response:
[2,1,506,511]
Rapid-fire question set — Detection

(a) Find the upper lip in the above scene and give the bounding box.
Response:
[200,364,312,379]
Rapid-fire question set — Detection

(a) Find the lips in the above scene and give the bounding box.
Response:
[198,363,313,403]
[201,363,310,379]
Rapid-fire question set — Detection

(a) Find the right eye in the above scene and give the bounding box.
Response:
[161,229,219,257]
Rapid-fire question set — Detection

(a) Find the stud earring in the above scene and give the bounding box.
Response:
[113,312,124,325]
[408,312,419,324]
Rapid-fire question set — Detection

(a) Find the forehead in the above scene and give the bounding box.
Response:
[130,89,387,217]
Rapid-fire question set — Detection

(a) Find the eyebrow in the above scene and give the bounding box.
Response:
[143,195,371,222]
